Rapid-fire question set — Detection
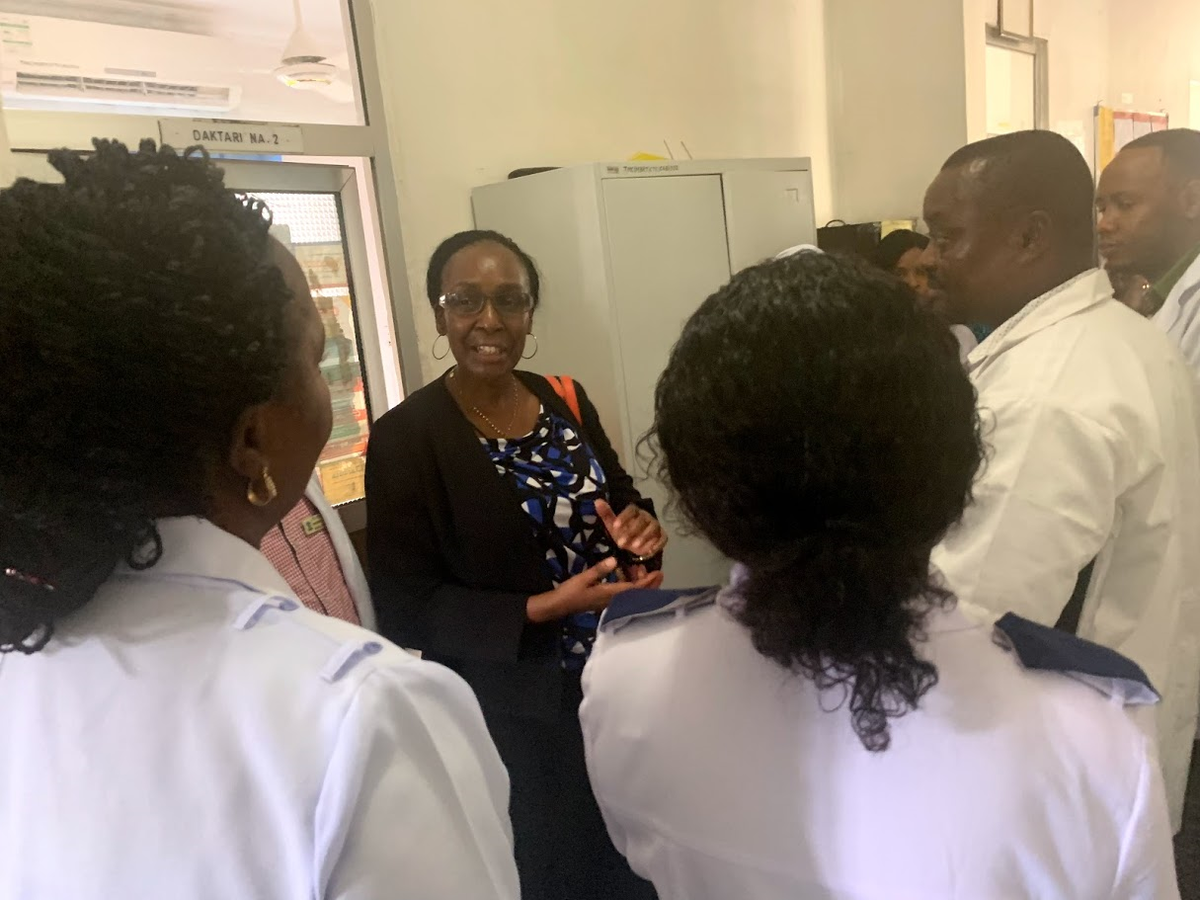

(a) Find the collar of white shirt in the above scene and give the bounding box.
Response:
[116,516,295,600]
[967,269,1110,372]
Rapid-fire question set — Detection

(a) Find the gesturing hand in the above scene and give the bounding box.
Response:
[526,557,661,624]
[595,498,668,569]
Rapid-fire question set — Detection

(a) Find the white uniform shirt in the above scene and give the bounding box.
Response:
[1152,250,1200,375]
[581,592,1178,900]
[0,517,519,900]
[931,269,1200,830]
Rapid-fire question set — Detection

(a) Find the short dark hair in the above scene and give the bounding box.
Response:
[942,130,1095,256]
[425,229,541,310]
[648,251,982,752]
[873,229,929,272]
[1123,128,1200,180]
[0,139,293,653]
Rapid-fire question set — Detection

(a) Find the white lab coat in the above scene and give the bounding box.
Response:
[306,474,376,631]
[580,592,1178,900]
[1152,250,1200,374]
[931,268,1200,831]
[0,517,519,900]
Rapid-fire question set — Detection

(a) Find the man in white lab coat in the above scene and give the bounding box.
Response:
[1097,129,1200,370]
[924,130,1200,831]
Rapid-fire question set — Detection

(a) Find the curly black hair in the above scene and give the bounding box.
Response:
[425,229,541,310]
[0,139,293,653]
[648,251,982,751]
[872,229,929,273]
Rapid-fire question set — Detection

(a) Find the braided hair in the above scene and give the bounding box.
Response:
[0,139,293,653]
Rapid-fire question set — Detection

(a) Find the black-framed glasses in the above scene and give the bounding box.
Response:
[439,286,534,318]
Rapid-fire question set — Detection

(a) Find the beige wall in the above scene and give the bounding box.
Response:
[1108,0,1200,128]
[370,0,832,382]
[962,0,990,141]
[1038,0,1109,170]
[824,0,969,224]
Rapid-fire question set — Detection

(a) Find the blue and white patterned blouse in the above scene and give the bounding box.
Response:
[481,406,615,670]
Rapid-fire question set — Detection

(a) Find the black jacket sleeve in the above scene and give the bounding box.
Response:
[365,402,534,663]
[572,380,656,518]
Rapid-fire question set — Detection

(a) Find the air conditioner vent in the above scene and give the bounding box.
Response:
[14,70,233,109]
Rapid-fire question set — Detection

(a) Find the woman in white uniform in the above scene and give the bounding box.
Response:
[580,251,1179,899]
[0,140,519,899]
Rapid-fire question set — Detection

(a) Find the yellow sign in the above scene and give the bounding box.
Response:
[880,219,917,238]
[319,456,366,506]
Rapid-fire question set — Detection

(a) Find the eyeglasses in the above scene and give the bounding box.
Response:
[439,286,534,318]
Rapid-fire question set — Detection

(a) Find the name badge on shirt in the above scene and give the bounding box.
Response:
[301,514,327,537]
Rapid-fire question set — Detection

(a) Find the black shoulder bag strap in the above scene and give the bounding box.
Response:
[1055,559,1096,634]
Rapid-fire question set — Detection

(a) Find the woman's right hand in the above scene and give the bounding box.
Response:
[526,558,663,623]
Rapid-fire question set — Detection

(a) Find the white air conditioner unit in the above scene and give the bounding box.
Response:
[0,15,241,113]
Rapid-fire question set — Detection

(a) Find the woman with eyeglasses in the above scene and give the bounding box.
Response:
[366,229,666,900]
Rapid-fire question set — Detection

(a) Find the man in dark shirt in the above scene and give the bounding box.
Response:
[1096,129,1200,368]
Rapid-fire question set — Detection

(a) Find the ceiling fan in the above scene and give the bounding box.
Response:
[271,0,356,104]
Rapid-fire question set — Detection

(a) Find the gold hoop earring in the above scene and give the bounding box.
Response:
[432,334,450,361]
[522,333,539,360]
[247,468,278,507]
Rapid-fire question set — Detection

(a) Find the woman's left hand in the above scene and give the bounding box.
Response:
[595,499,668,566]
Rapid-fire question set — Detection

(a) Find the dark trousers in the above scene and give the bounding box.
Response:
[1176,744,1200,898]
[484,670,657,900]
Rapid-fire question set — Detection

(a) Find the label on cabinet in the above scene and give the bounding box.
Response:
[604,163,682,177]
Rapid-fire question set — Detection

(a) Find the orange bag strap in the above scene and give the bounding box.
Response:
[545,375,582,425]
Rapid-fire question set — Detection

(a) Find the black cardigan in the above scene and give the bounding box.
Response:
[365,370,653,718]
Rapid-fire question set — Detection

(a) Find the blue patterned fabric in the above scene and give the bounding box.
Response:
[969,323,994,342]
[482,406,615,670]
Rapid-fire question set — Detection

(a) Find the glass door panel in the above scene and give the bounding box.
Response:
[250,189,370,506]
[9,154,386,509]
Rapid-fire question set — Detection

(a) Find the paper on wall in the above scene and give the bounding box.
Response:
[1113,116,1136,154]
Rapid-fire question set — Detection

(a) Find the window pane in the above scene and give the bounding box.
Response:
[985,44,1036,136]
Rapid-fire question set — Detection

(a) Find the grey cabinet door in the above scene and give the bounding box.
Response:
[722,169,817,274]
[602,174,732,588]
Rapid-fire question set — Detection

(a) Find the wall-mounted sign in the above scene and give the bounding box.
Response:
[158,119,305,153]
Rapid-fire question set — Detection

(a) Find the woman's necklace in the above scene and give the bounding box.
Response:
[451,369,520,438]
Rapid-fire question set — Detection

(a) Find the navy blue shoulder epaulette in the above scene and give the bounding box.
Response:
[993,612,1159,706]
[598,586,721,634]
